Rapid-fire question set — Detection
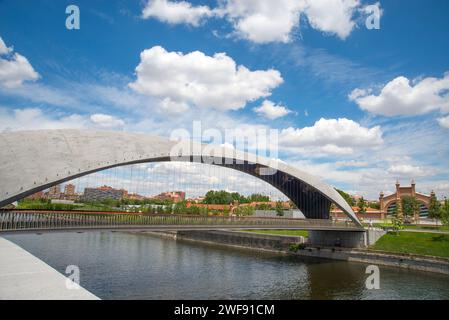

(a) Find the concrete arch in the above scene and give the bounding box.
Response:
[0,130,361,227]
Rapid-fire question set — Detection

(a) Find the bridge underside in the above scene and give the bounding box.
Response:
[218,159,332,220]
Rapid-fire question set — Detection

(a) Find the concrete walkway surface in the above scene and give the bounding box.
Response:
[0,237,99,300]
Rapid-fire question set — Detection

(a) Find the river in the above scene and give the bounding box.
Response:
[4,231,449,300]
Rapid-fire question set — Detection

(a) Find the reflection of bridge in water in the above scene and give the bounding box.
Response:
[0,210,361,233]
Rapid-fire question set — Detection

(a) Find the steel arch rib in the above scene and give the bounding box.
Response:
[0,129,362,227]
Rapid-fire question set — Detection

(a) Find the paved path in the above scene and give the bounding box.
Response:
[402,228,449,234]
[0,237,99,300]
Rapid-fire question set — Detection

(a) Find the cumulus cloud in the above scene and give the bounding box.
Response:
[0,107,126,132]
[0,37,39,88]
[142,0,214,26]
[387,164,428,177]
[141,0,378,43]
[253,100,292,120]
[90,113,125,129]
[221,0,305,43]
[437,115,449,130]
[303,0,360,40]
[0,37,12,55]
[349,73,449,116]
[279,118,383,155]
[158,97,189,115]
[128,46,283,111]
[0,108,87,132]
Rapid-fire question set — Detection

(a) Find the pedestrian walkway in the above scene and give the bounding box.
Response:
[0,237,99,300]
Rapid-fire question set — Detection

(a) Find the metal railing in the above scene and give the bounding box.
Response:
[0,210,360,232]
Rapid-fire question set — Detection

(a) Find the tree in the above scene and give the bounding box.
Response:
[255,203,272,210]
[275,201,284,217]
[428,194,441,226]
[336,189,354,206]
[369,202,380,209]
[173,201,187,214]
[357,197,366,214]
[391,215,404,234]
[439,198,449,230]
[401,196,420,222]
[248,193,270,202]
[234,205,254,216]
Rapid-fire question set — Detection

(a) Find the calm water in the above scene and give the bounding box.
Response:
[4,231,449,300]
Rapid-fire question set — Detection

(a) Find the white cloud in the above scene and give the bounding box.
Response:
[335,160,369,168]
[158,97,189,115]
[304,0,360,40]
[0,107,126,132]
[129,45,283,111]
[221,0,305,43]
[387,164,428,177]
[279,118,383,155]
[0,37,12,55]
[142,0,214,26]
[349,73,449,116]
[141,0,378,43]
[437,115,449,130]
[0,37,39,88]
[90,114,125,129]
[0,108,87,131]
[320,144,353,155]
[253,100,292,119]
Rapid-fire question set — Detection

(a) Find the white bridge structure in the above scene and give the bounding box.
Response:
[0,129,362,228]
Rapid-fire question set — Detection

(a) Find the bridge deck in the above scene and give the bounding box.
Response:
[0,225,364,235]
[0,210,363,233]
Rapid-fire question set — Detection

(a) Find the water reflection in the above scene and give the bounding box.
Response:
[4,231,449,300]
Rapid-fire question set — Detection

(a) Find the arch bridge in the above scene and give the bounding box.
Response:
[0,130,362,231]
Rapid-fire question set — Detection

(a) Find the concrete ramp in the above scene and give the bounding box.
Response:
[0,237,99,300]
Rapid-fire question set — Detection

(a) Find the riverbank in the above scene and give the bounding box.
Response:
[136,230,449,276]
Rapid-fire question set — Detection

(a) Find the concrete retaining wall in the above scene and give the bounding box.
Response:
[308,229,386,248]
[308,230,366,248]
[176,230,306,251]
[365,229,386,246]
[138,230,449,275]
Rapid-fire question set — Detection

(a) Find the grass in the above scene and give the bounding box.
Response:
[371,231,449,258]
[243,229,309,237]
[361,221,449,232]
[403,225,449,232]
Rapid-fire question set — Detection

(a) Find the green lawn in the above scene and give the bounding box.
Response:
[403,225,449,232]
[243,229,309,237]
[371,231,449,258]
[361,222,449,233]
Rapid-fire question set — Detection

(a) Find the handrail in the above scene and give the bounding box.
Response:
[0,210,360,232]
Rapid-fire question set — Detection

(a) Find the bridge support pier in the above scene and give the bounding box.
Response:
[309,230,367,248]
[308,229,386,248]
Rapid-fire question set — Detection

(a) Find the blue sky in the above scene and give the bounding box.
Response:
[0,0,448,199]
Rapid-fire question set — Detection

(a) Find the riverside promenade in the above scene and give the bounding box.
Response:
[0,237,98,300]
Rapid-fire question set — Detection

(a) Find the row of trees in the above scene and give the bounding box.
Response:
[336,189,354,206]
[390,195,449,229]
[428,196,449,227]
[202,190,270,205]
[336,189,379,213]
